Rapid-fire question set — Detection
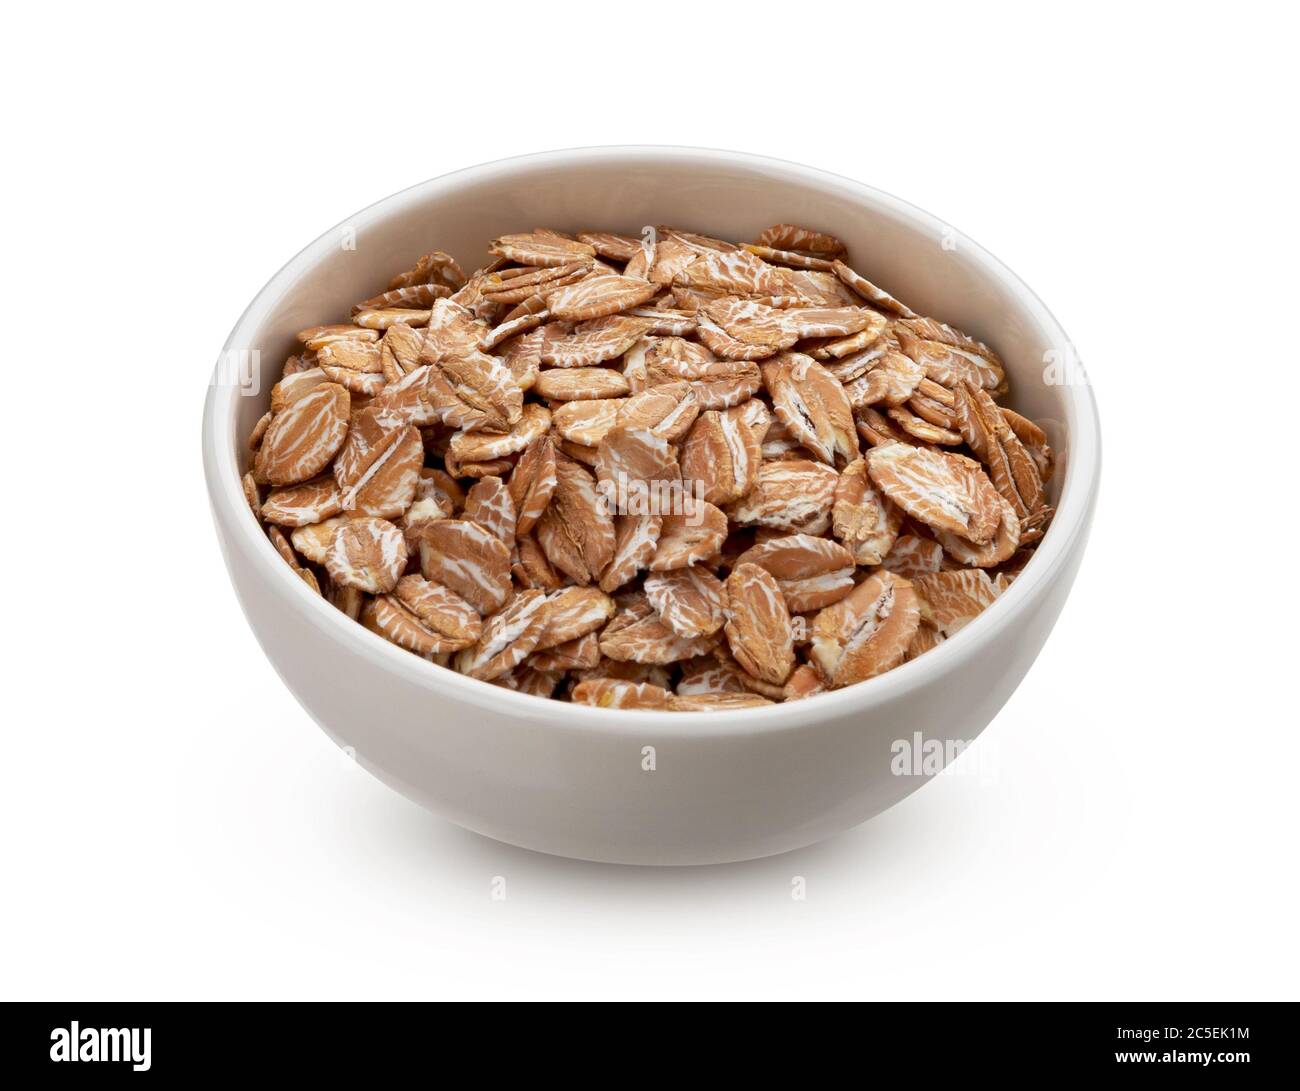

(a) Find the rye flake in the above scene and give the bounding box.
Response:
[244,221,1055,709]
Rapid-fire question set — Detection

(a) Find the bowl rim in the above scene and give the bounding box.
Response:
[202,144,1101,736]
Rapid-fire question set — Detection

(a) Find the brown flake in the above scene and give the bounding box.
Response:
[462,476,517,549]
[330,409,421,519]
[598,513,662,593]
[649,498,727,571]
[253,382,351,485]
[934,492,1021,568]
[832,458,903,564]
[535,586,616,651]
[355,284,450,314]
[831,259,915,317]
[882,403,960,446]
[480,262,591,305]
[762,353,859,465]
[953,382,1045,519]
[489,232,596,267]
[576,231,642,262]
[573,679,671,710]
[727,459,839,535]
[733,533,856,612]
[389,251,465,292]
[394,574,482,648]
[529,631,602,673]
[365,594,466,658]
[540,315,651,366]
[866,443,1002,544]
[905,620,945,661]
[297,325,380,352]
[881,534,946,579]
[417,518,512,614]
[242,472,262,519]
[546,273,658,321]
[533,368,630,400]
[810,571,920,687]
[723,563,795,685]
[600,594,718,665]
[668,692,772,711]
[594,425,679,492]
[535,456,616,584]
[783,664,827,702]
[426,351,524,434]
[681,408,762,506]
[644,567,727,638]
[913,569,998,636]
[617,382,699,443]
[261,476,345,527]
[448,402,550,463]
[324,516,408,594]
[552,398,625,447]
[508,435,557,535]
[456,589,550,681]
[754,224,847,257]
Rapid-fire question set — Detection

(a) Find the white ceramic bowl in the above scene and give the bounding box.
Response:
[202,147,1100,865]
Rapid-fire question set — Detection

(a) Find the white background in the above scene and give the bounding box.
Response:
[3,1,1296,1000]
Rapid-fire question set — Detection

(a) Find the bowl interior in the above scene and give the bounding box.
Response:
[210,147,1094,722]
